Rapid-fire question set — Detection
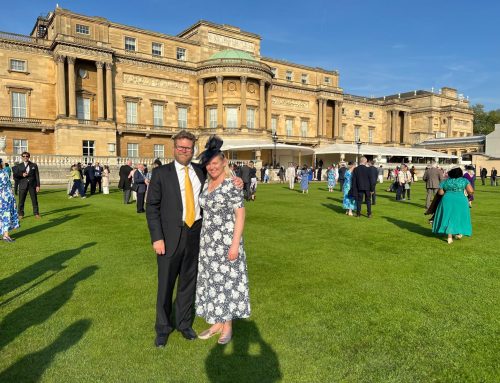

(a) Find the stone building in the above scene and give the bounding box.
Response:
[0,7,474,166]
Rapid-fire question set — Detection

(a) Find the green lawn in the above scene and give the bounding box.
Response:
[0,181,499,382]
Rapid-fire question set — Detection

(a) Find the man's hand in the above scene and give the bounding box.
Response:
[22,172,28,177]
[232,176,244,190]
[153,240,165,256]
[36,186,40,193]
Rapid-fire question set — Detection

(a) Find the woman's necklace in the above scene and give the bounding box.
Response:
[208,176,224,192]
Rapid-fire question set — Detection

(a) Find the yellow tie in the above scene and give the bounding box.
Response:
[184,166,195,227]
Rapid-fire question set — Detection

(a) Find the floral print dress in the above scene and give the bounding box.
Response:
[195,179,251,324]
[0,168,19,234]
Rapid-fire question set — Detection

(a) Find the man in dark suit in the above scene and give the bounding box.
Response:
[338,163,346,191]
[369,160,379,205]
[94,162,103,193]
[240,163,251,201]
[351,156,375,218]
[83,163,96,195]
[146,130,206,348]
[118,160,133,204]
[13,151,41,219]
[480,167,487,186]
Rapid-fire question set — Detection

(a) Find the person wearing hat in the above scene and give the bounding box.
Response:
[195,135,250,345]
[0,158,20,242]
[146,131,242,348]
[463,165,476,207]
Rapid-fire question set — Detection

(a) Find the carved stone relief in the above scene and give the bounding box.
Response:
[272,96,309,110]
[207,32,254,52]
[123,73,189,95]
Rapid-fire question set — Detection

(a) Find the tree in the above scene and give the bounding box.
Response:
[472,104,500,135]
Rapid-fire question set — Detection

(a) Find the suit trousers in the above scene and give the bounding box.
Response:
[339,179,344,192]
[356,190,371,215]
[123,189,131,204]
[155,220,201,336]
[289,177,295,189]
[426,188,438,208]
[243,182,251,200]
[136,192,145,212]
[18,186,39,216]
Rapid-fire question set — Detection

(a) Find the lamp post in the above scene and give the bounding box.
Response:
[356,138,362,164]
[272,131,278,168]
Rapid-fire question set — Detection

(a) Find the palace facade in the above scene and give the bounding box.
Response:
[0,7,474,165]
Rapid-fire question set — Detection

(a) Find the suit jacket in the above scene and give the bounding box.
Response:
[351,164,374,193]
[338,166,347,181]
[146,161,205,257]
[240,165,251,183]
[118,165,133,190]
[133,170,148,193]
[84,166,95,180]
[13,161,40,189]
[369,166,378,187]
[423,167,443,189]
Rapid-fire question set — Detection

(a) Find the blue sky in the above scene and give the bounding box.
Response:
[2,0,498,109]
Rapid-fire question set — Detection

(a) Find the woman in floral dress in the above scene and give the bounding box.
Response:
[0,158,19,242]
[195,136,250,345]
[342,161,357,216]
[327,165,336,192]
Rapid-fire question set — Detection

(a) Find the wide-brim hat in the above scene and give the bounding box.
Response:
[198,135,224,167]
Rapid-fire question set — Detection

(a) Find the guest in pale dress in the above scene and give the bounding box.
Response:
[102,165,110,195]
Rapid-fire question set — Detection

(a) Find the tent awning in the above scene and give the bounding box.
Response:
[314,143,457,159]
[222,139,315,154]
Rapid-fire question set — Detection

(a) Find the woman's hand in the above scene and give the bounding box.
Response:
[228,244,239,261]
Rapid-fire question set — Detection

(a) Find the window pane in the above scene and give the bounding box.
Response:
[126,102,137,124]
[178,107,187,128]
[301,120,308,137]
[10,59,26,71]
[153,104,163,126]
[12,92,27,118]
[271,117,277,134]
[125,37,136,51]
[247,109,254,129]
[77,97,90,120]
[13,139,28,155]
[127,143,138,158]
[152,42,162,56]
[209,108,217,128]
[82,140,95,157]
[76,24,90,35]
[226,107,237,128]
[286,119,293,136]
[177,48,186,61]
[153,144,164,158]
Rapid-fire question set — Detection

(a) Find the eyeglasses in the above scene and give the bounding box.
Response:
[175,145,193,152]
[22,155,30,158]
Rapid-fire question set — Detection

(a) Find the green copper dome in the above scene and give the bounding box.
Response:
[209,49,256,61]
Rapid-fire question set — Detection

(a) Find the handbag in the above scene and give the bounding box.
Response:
[131,182,139,192]
[404,183,410,190]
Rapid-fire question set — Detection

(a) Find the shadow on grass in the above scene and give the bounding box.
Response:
[322,203,346,215]
[376,193,425,208]
[382,216,434,237]
[0,242,97,300]
[280,186,302,193]
[39,205,90,218]
[0,266,97,351]
[0,319,91,382]
[14,214,80,240]
[205,320,281,383]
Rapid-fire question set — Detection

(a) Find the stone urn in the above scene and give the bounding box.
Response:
[0,136,6,155]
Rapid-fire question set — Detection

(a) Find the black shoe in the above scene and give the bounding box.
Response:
[367,214,372,218]
[179,327,197,340]
[155,333,170,348]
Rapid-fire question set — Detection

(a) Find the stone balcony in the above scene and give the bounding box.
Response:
[0,116,54,132]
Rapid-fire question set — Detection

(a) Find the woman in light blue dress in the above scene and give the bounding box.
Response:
[327,165,336,192]
[0,158,19,242]
[342,162,357,216]
[300,166,309,194]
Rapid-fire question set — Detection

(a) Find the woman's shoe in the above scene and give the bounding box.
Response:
[455,234,463,240]
[447,237,453,244]
[198,326,222,340]
[2,236,15,243]
[218,330,232,345]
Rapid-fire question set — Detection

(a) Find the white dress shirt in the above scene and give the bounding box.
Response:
[23,161,30,173]
[174,160,202,222]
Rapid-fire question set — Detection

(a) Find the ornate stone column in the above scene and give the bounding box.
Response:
[386,111,392,143]
[334,101,342,138]
[317,99,323,137]
[96,61,105,120]
[391,110,398,142]
[259,80,266,129]
[56,55,66,117]
[266,84,272,131]
[198,79,205,128]
[403,112,410,143]
[428,116,433,133]
[240,76,247,128]
[67,57,76,118]
[217,76,223,128]
[106,62,114,121]
[322,99,327,137]
[447,116,453,137]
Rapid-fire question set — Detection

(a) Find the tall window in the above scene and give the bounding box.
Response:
[178,107,188,128]
[153,144,164,158]
[247,108,255,129]
[324,77,331,85]
[271,67,277,78]
[368,128,374,144]
[152,42,163,56]
[209,108,217,128]
[10,59,26,72]
[76,24,90,35]
[77,97,91,120]
[301,74,308,85]
[300,120,308,137]
[12,92,27,118]
[226,107,238,128]
[354,110,360,117]
[127,143,139,158]
[83,140,95,157]
[126,102,138,124]
[286,71,293,81]
[354,126,361,142]
[285,118,293,136]
[369,111,374,118]
[153,104,164,127]
[176,47,186,61]
[13,139,28,154]
[125,37,136,51]
[271,116,277,134]
[341,123,346,138]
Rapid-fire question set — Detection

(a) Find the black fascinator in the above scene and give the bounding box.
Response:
[198,135,224,167]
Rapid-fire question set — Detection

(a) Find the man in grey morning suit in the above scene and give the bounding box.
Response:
[422,162,443,209]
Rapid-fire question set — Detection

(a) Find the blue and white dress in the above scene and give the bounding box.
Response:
[327,169,336,188]
[0,168,19,235]
[342,169,357,210]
